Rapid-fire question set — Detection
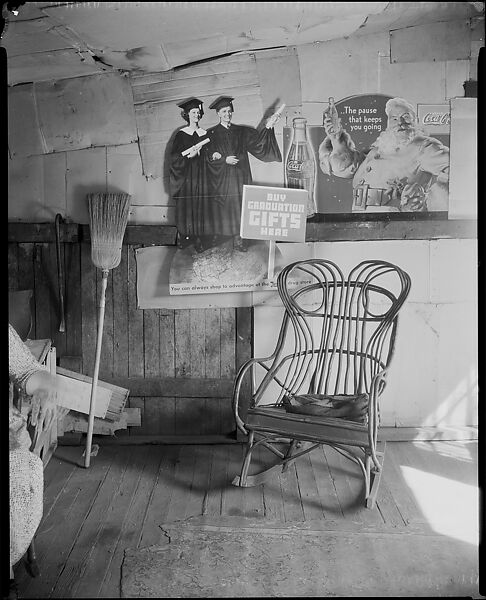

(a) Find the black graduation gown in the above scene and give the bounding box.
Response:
[203,123,282,236]
[169,127,209,238]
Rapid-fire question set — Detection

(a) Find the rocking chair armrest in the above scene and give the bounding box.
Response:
[367,368,389,445]
[232,357,276,434]
[368,368,389,406]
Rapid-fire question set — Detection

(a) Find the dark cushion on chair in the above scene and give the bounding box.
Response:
[282,393,368,423]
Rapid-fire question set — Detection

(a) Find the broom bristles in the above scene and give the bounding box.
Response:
[88,193,131,270]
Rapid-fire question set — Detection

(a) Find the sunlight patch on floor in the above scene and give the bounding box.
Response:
[412,439,476,462]
[401,466,478,545]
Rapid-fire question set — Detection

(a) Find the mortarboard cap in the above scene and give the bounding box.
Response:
[177,97,204,113]
[209,96,234,111]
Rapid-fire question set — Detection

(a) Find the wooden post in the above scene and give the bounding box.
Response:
[267,240,276,281]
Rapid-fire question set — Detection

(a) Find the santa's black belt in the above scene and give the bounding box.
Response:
[353,185,390,210]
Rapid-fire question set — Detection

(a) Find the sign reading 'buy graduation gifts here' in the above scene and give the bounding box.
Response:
[240,185,308,243]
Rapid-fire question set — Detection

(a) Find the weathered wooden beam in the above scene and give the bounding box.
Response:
[8,223,178,245]
[305,216,477,241]
[101,376,234,398]
[121,225,177,246]
[8,222,80,243]
[9,218,476,244]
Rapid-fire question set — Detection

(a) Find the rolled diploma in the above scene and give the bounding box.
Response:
[181,137,210,157]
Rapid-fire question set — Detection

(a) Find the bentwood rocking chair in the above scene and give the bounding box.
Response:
[232,259,411,508]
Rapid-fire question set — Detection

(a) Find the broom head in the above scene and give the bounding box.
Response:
[87,192,131,270]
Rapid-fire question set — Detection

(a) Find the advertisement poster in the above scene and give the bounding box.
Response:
[136,242,315,309]
[283,94,450,214]
[169,185,308,296]
[167,97,289,296]
[139,92,452,305]
[168,238,279,295]
[240,185,308,243]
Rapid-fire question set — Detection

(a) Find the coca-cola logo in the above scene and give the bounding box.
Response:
[422,112,450,126]
[287,160,313,171]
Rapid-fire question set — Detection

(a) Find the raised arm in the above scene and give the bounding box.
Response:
[318,113,366,178]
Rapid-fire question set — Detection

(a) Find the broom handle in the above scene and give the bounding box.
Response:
[84,269,109,468]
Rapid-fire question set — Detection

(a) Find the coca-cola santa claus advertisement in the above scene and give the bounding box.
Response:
[283,94,450,214]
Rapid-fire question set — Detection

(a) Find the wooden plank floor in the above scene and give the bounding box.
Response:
[12,440,479,598]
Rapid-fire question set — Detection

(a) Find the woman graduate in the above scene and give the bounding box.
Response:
[169,98,210,252]
[204,96,282,251]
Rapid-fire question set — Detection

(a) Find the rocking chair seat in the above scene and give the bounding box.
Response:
[246,406,369,447]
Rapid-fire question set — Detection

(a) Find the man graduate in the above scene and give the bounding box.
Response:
[204,96,282,250]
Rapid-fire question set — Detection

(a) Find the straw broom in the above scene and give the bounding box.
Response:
[85,192,131,468]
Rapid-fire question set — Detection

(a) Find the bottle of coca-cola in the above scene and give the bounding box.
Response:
[285,117,317,217]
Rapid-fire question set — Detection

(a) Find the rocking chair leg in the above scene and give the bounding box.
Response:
[232,432,286,487]
[365,442,386,509]
[366,467,383,509]
[282,440,298,473]
[232,431,254,487]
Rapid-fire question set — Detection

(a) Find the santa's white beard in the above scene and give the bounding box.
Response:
[374,127,416,154]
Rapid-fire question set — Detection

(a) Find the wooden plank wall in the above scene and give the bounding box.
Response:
[8,238,251,439]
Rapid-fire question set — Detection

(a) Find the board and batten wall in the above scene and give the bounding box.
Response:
[8,234,252,439]
[8,21,479,433]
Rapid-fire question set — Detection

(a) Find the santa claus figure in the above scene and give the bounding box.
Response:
[318,97,450,212]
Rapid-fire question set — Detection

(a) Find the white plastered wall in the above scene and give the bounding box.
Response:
[254,238,478,427]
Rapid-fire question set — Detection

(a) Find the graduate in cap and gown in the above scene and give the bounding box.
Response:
[204,96,282,250]
[169,98,210,252]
